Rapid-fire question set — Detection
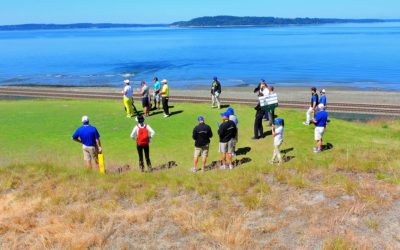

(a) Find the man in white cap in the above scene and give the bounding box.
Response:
[122,79,134,118]
[72,115,102,170]
[319,89,327,108]
[312,104,328,153]
[159,79,170,117]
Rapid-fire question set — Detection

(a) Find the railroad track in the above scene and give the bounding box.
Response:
[1,87,400,116]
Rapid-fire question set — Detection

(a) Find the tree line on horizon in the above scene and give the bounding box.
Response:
[0,16,397,30]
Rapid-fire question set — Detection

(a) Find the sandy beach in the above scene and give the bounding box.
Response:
[3,85,399,105]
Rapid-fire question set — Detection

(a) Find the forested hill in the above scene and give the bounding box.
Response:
[171,16,388,27]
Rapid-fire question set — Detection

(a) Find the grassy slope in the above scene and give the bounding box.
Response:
[0,99,399,249]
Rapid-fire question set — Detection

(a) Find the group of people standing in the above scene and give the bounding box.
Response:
[122,78,170,118]
[71,77,329,172]
[303,87,329,153]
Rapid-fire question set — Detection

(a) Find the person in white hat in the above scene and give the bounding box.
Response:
[159,79,170,117]
[72,115,102,170]
[312,104,328,153]
[122,79,134,118]
[319,89,327,108]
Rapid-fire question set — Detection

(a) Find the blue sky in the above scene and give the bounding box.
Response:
[1,0,399,25]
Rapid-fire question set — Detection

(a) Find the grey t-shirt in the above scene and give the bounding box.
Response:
[142,85,149,98]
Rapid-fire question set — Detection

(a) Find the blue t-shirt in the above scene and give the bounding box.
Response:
[72,125,100,147]
[311,95,318,103]
[314,111,328,127]
[319,95,327,106]
[154,81,161,92]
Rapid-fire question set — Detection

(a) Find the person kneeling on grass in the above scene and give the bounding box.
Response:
[269,118,284,165]
[218,112,237,170]
[72,115,102,170]
[192,116,213,173]
[130,115,155,172]
[312,103,328,153]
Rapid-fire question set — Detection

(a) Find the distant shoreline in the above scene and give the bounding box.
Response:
[1,16,400,31]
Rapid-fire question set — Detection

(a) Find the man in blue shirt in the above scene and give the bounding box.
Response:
[319,89,327,107]
[304,87,319,125]
[312,104,328,153]
[153,77,161,110]
[72,115,102,170]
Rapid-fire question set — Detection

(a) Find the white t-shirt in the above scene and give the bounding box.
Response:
[274,126,284,145]
[262,88,270,97]
[124,85,133,98]
[229,115,239,127]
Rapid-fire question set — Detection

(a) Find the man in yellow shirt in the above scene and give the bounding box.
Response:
[121,80,134,118]
[160,79,170,117]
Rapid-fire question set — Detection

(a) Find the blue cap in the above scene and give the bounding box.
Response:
[226,107,234,115]
[197,116,204,121]
[213,76,218,81]
[275,118,283,125]
[220,112,229,117]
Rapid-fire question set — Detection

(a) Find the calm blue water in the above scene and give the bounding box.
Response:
[0,23,400,89]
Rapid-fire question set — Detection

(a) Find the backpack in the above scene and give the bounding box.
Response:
[137,125,149,146]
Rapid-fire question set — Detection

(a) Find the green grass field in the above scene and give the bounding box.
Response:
[0,99,399,248]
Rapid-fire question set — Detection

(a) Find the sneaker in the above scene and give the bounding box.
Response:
[229,164,233,170]
[192,167,197,173]
[268,160,275,165]
[251,137,260,140]
[313,147,321,153]
[232,152,236,157]
[220,165,226,170]
[303,122,309,125]
[211,106,216,108]
[164,114,170,118]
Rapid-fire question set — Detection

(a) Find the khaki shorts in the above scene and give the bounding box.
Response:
[82,145,98,162]
[194,145,209,158]
[219,140,234,154]
[314,127,326,141]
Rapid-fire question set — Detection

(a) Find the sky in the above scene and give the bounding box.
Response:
[1,0,399,25]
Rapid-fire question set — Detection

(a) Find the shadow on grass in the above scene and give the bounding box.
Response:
[322,143,334,151]
[283,156,296,163]
[263,130,272,138]
[281,147,294,155]
[236,147,251,156]
[204,157,252,172]
[152,161,178,172]
[150,111,164,116]
[106,164,131,174]
[220,104,230,109]
[169,110,184,117]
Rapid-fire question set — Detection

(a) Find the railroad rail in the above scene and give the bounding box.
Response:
[1,87,400,116]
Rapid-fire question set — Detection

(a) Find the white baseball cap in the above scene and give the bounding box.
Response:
[320,89,326,93]
[124,79,130,84]
[81,115,89,123]
[318,103,325,110]
[161,79,168,83]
